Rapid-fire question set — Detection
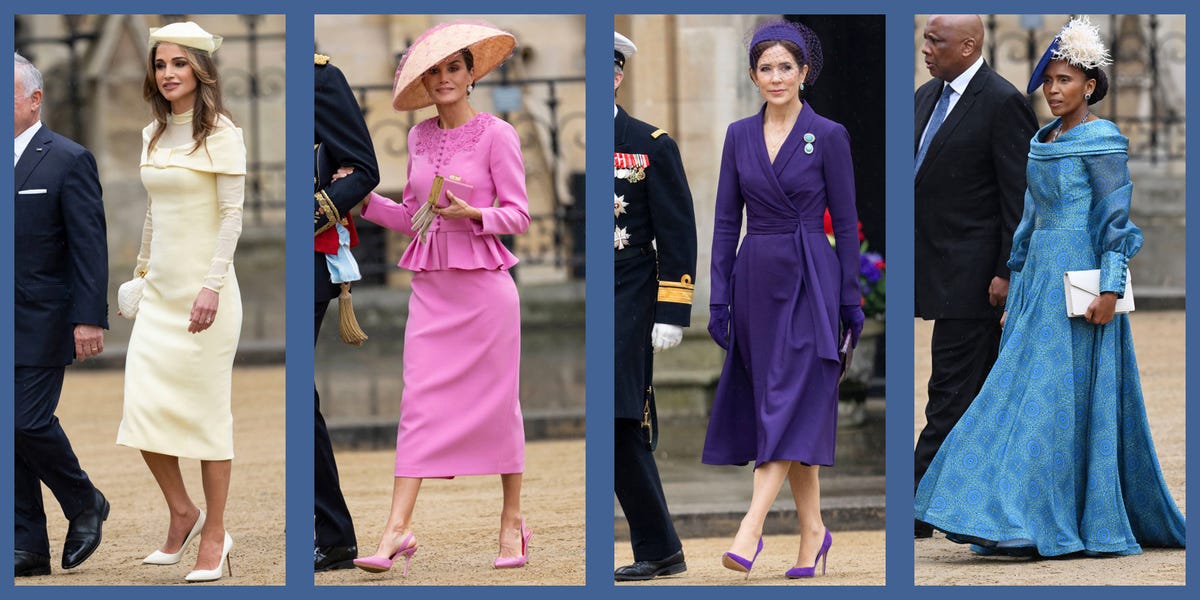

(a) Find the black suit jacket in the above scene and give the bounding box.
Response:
[14,125,109,367]
[314,56,380,303]
[914,61,1037,320]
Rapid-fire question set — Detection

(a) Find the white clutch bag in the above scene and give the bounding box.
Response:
[1063,269,1134,317]
[118,277,146,319]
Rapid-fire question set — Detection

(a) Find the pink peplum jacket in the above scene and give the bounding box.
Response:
[361,112,530,271]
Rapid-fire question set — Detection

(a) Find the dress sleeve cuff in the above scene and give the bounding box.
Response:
[1099,251,1129,297]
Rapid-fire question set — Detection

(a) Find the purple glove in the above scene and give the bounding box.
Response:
[840,304,865,348]
[708,304,730,350]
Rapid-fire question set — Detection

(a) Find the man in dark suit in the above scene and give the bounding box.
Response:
[913,16,1038,538]
[613,32,697,581]
[312,53,380,571]
[13,52,110,576]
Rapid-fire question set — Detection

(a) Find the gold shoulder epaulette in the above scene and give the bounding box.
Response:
[651,129,667,139]
[315,53,331,66]
[658,274,694,305]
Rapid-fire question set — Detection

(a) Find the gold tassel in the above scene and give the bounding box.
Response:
[337,282,368,346]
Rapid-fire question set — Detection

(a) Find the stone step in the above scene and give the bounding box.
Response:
[616,493,886,539]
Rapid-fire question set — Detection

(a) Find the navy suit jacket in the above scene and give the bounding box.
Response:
[14,124,109,367]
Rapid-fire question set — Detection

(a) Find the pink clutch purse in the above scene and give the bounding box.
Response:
[430,175,474,208]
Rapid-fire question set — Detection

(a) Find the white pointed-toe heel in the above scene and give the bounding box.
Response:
[184,531,234,583]
[143,510,206,565]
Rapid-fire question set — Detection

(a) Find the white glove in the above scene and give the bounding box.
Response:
[651,323,684,354]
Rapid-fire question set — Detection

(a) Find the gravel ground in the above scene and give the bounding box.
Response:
[615,529,886,586]
[314,440,586,586]
[12,365,586,587]
[14,366,286,586]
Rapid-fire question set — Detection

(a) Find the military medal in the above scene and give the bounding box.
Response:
[614,226,630,250]
[614,194,628,217]
[614,152,649,183]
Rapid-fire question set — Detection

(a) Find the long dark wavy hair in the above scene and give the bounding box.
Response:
[142,42,233,154]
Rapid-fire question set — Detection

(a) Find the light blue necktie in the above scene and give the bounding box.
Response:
[915,84,954,175]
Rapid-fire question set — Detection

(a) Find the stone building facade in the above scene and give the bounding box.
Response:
[15,13,287,345]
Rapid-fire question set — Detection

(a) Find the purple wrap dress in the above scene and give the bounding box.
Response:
[703,104,861,468]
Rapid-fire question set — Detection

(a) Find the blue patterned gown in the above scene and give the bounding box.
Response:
[914,118,1186,557]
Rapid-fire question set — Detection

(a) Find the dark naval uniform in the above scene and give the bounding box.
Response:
[614,104,697,570]
[313,53,379,569]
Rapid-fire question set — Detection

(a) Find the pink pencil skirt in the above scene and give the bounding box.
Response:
[395,268,525,477]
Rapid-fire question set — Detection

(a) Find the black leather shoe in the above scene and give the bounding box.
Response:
[915,519,933,539]
[15,550,51,577]
[62,488,109,569]
[314,545,357,571]
[614,549,687,581]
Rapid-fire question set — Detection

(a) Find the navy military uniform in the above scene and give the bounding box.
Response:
[614,100,697,579]
[313,53,379,570]
[613,106,697,436]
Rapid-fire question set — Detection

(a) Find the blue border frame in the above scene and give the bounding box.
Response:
[1,1,1195,597]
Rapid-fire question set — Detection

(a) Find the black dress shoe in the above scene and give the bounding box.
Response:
[915,519,933,539]
[314,545,357,571]
[15,550,51,577]
[614,549,687,581]
[62,488,109,569]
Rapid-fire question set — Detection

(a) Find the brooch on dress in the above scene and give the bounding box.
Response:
[803,132,815,155]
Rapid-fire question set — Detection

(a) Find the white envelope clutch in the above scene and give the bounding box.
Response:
[1063,269,1134,317]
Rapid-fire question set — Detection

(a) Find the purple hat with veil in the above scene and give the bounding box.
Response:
[747,18,823,85]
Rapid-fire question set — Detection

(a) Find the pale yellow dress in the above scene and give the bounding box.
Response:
[117,110,245,460]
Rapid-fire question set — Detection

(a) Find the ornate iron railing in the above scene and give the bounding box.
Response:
[333,65,587,283]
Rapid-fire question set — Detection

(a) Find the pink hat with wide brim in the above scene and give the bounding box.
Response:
[392,21,517,111]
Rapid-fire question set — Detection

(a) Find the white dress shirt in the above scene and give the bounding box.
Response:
[14,120,42,166]
[918,56,985,150]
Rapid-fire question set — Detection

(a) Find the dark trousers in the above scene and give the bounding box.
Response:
[15,366,95,556]
[314,300,356,547]
[914,318,1002,490]
[615,418,681,562]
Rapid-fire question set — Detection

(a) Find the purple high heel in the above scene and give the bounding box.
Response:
[721,536,764,578]
[786,529,832,578]
[353,533,418,576]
